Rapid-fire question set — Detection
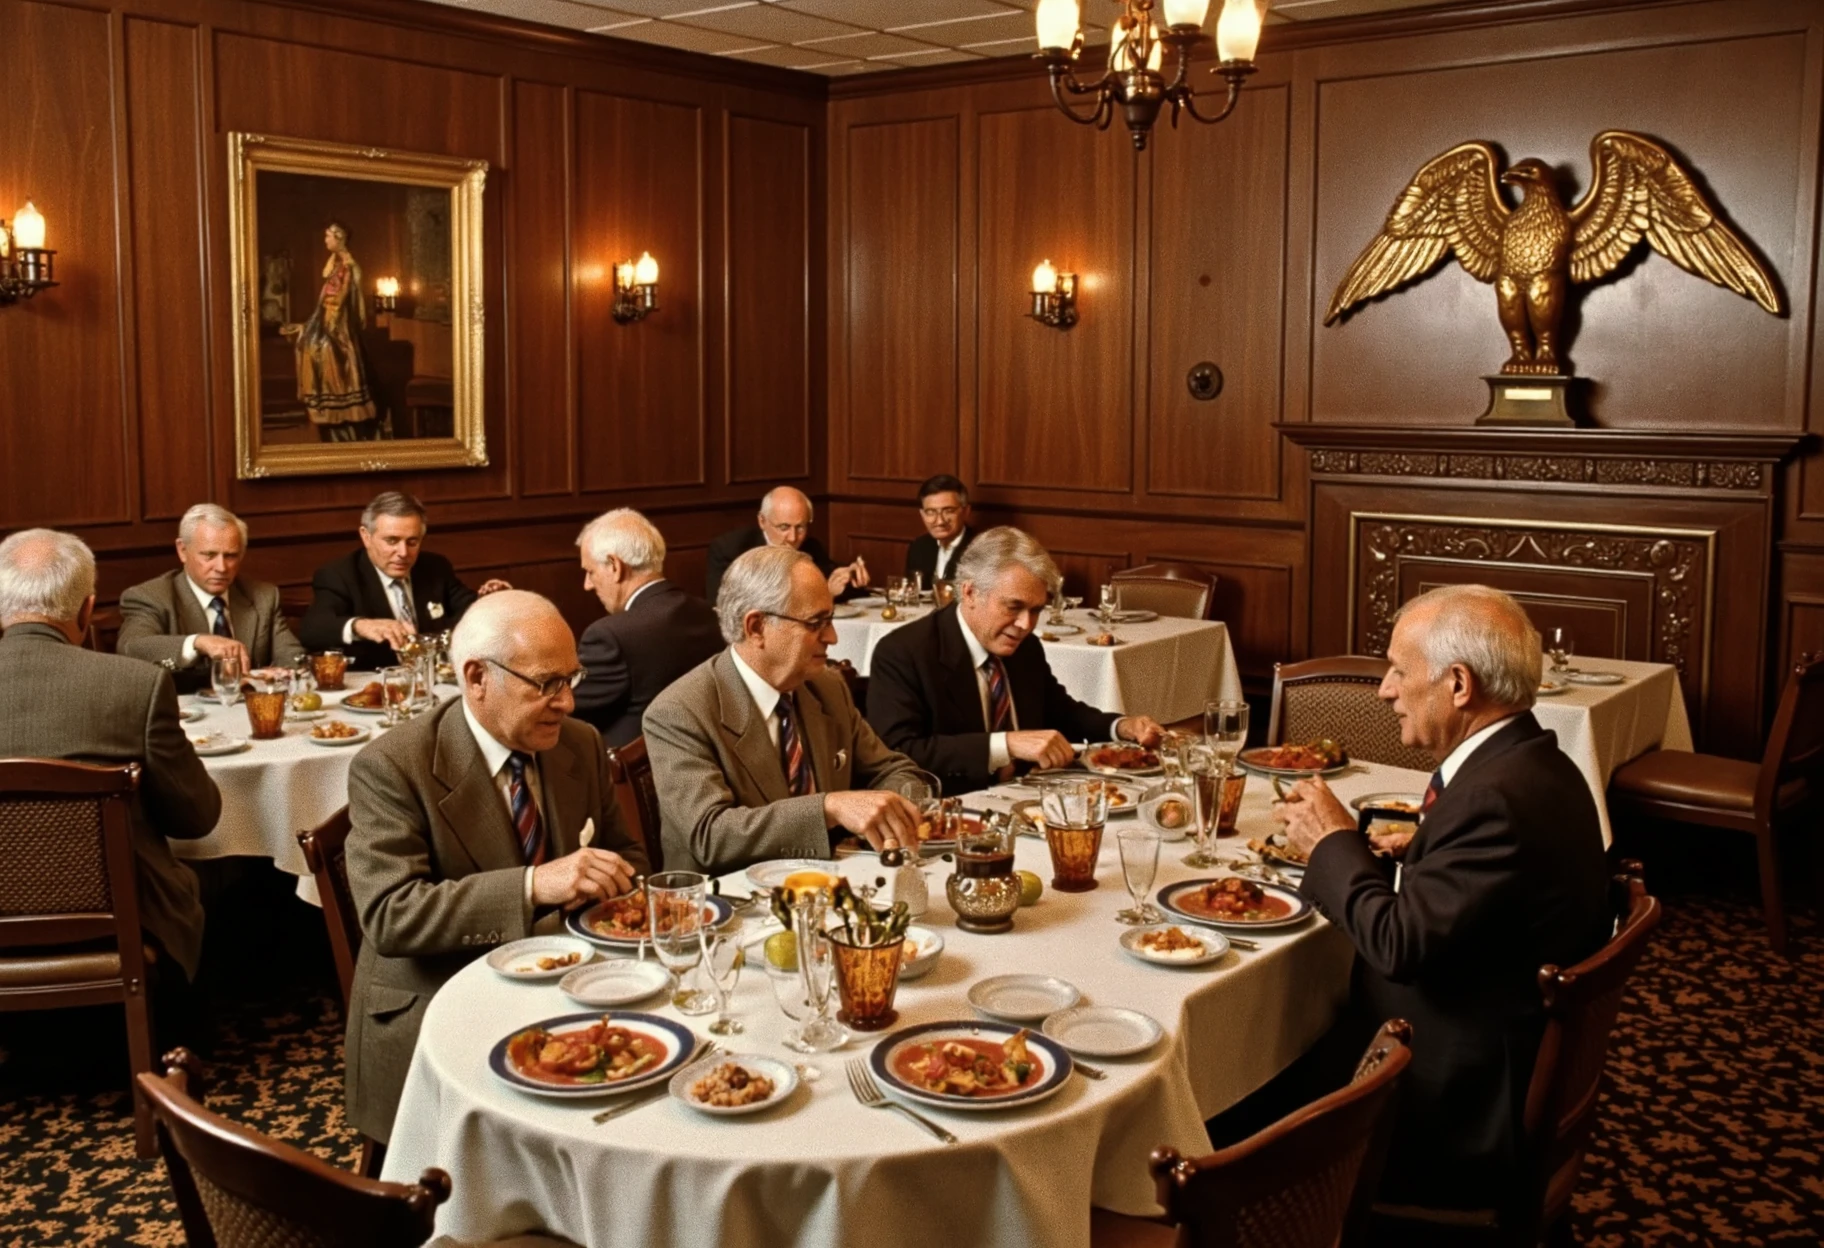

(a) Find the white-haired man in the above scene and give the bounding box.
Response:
[704,486,868,604]
[1272,583,1610,1216]
[645,545,922,875]
[0,529,220,983]
[572,508,723,748]
[116,503,306,692]
[867,526,1164,796]
[342,589,646,1144]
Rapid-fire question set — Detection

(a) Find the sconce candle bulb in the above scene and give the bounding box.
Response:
[613,250,660,323]
[1027,260,1077,329]
[373,276,400,313]
[1215,0,1263,63]
[633,251,659,285]
[1162,0,1211,26]
[13,201,46,250]
[1034,0,1080,51]
[0,199,58,305]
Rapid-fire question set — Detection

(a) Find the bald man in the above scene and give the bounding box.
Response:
[704,486,868,605]
[342,589,647,1145]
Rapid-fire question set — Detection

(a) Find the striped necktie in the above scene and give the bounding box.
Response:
[208,596,233,638]
[982,657,1013,732]
[777,697,816,796]
[1420,770,1444,820]
[505,751,546,865]
[388,578,415,628]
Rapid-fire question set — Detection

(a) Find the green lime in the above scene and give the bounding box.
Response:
[295,691,323,712]
[764,930,797,972]
[1017,870,1043,907]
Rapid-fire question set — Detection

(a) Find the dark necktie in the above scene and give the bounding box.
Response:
[506,751,546,865]
[1420,770,1445,820]
[208,596,232,638]
[777,698,816,797]
[982,657,1013,732]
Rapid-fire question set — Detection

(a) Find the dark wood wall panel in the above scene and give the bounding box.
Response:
[512,79,573,498]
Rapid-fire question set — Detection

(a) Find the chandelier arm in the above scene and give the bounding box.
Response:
[1174,75,1244,126]
[1047,70,1113,127]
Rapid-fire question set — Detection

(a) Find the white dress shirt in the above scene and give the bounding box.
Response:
[956,613,1017,772]
[619,578,661,614]
[179,575,231,665]
[933,530,968,579]
[729,646,788,751]
[462,699,546,907]
[1436,714,1520,789]
[343,566,416,644]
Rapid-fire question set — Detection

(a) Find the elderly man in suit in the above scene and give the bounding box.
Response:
[343,589,646,1144]
[116,503,306,692]
[867,526,1164,797]
[300,491,510,671]
[704,486,868,605]
[645,545,922,876]
[903,474,975,585]
[0,529,221,983]
[1274,583,1610,1215]
[572,508,723,748]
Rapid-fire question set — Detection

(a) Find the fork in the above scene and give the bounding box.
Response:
[591,1041,718,1123]
[846,1060,957,1144]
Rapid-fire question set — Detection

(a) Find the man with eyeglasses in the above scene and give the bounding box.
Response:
[342,589,646,1147]
[645,545,923,875]
[904,474,975,585]
[704,486,869,606]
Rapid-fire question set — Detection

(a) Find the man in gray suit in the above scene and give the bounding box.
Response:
[117,503,306,692]
[645,545,922,876]
[343,589,646,1144]
[0,529,221,982]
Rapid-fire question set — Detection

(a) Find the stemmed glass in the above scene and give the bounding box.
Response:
[1201,700,1250,859]
[1546,627,1577,676]
[1046,588,1069,627]
[700,929,743,1035]
[648,871,716,1015]
[1183,743,1225,868]
[1115,828,1162,924]
[792,900,849,1052]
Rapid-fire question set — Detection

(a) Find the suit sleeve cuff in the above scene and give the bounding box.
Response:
[989,732,1011,771]
[181,635,199,664]
[525,866,536,910]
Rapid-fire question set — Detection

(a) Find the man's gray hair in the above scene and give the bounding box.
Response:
[954,526,1061,597]
[0,529,97,624]
[178,503,248,548]
[1393,583,1541,709]
[758,486,813,524]
[576,508,666,574]
[449,589,565,677]
[717,545,810,643]
[361,490,428,532]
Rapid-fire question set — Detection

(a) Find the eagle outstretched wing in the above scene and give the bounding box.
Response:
[1570,130,1781,313]
[1324,142,1507,325]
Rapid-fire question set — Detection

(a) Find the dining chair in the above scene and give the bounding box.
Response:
[1607,652,1823,954]
[606,736,663,873]
[1268,655,1436,773]
[830,655,869,716]
[0,758,159,1156]
[83,604,123,654]
[1089,1019,1413,1248]
[1110,562,1219,621]
[279,585,315,638]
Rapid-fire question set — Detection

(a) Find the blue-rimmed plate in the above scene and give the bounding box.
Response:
[869,1020,1073,1112]
[565,892,735,951]
[1235,746,1350,778]
[488,1011,697,1099]
[1156,877,1312,931]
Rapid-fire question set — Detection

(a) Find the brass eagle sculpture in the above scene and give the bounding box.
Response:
[1325,131,1782,376]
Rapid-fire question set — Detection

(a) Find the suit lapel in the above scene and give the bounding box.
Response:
[431,704,524,872]
[1007,636,1048,731]
[535,738,586,858]
[796,681,841,791]
[937,609,989,731]
[714,653,789,804]
[227,583,259,649]
[170,573,211,638]
[359,555,395,624]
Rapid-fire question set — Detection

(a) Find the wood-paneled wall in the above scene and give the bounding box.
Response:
[0,0,823,635]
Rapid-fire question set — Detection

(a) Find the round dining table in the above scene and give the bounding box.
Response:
[377,763,1430,1247]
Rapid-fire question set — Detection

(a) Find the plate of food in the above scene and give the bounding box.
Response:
[489,1011,697,1099]
[560,958,670,1007]
[897,926,945,980]
[564,890,736,951]
[1237,740,1349,777]
[307,719,370,747]
[485,935,593,981]
[1157,877,1312,930]
[966,974,1081,1023]
[670,1054,798,1117]
[1082,743,1164,777]
[188,732,249,757]
[1536,677,1569,696]
[1245,835,1309,873]
[744,860,840,896]
[1041,1006,1163,1057]
[337,682,396,714]
[1119,923,1230,966]
[870,1021,1073,1111]
[1037,622,1084,640]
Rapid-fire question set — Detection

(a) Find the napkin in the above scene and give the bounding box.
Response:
[579,817,595,848]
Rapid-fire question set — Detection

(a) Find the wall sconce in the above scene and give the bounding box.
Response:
[373,276,399,314]
[0,200,59,306]
[613,251,660,323]
[1028,259,1077,329]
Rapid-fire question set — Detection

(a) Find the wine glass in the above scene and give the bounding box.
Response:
[1116,828,1161,924]
[648,871,715,1015]
[210,651,243,706]
[1098,583,1118,629]
[1546,627,1577,676]
[1158,730,1191,781]
[1046,588,1068,627]
[700,929,743,1036]
[793,903,849,1052]
[1183,742,1224,868]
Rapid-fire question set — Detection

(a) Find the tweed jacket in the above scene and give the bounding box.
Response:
[116,569,306,692]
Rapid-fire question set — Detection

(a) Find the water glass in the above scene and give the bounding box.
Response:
[932,578,956,608]
[792,901,849,1051]
[310,650,348,692]
[829,931,903,1031]
[885,768,941,853]
[1116,828,1162,924]
[380,666,415,726]
[1203,700,1250,768]
[648,871,715,1015]
[242,677,287,740]
[1159,730,1192,781]
[1039,777,1110,892]
[1546,627,1576,675]
[1098,583,1118,628]
[700,930,743,1036]
[210,652,244,706]
[1184,742,1224,868]
[765,946,816,1053]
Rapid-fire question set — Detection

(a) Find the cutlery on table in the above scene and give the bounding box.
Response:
[1074,1060,1107,1081]
[846,1060,956,1145]
[592,1042,718,1123]
[1227,936,1260,952]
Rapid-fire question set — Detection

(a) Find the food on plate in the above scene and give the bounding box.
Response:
[1178,877,1292,923]
[1247,837,1308,866]
[527,951,582,972]
[1138,926,1206,957]
[588,890,707,939]
[1154,796,1191,829]
[899,938,921,967]
[1039,632,1061,643]
[781,869,836,893]
[340,681,400,709]
[689,1062,776,1108]
[1088,780,1133,810]
[311,719,362,741]
[1086,744,1162,772]
[1086,632,1119,647]
[1243,739,1346,771]
[503,1015,666,1085]
[1362,799,1420,815]
[892,1029,1039,1098]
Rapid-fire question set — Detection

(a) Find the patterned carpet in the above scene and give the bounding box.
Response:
[0,866,1818,1246]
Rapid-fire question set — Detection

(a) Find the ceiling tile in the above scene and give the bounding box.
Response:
[726,41,865,67]
[893,9,1030,46]
[1271,0,1446,17]
[793,29,946,57]
[813,58,890,74]
[426,0,647,31]
[785,0,1020,28]
[674,3,869,41]
[623,18,777,49]
[587,0,743,16]
[872,46,983,64]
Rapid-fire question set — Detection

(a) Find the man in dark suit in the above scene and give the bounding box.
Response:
[0,529,221,983]
[867,526,1164,797]
[704,486,868,605]
[117,503,306,692]
[572,508,722,747]
[903,473,975,584]
[299,491,509,670]
[343,590,645,1143]
[1274,583,1610,1214]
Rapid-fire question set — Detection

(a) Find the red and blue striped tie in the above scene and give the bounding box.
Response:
[983,657,1013,732]
[506,752,546,865]
[1420,770,1444,822]
[777,699,816,796]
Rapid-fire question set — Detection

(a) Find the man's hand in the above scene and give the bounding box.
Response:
[532,848,638,908]
[1271,776,1356,859]
[823,789,920,851]
[477,579,512,596]
[827,560,868,596]
[1005,729,1076,771]
[1114,715,1166,747]
[192,633,251,673]
[353,618,413,650]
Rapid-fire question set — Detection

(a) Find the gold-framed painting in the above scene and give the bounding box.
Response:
[228,133,488,478]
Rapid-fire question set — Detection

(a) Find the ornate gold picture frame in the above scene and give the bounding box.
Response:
[228,133,488,478]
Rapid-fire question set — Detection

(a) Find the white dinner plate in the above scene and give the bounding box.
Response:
[967,974,1081,1023]
[1536,678,1569,696]
[1566,670,1626,685]
[669,1054,798,1117]
[849,596,886,608]
[1041,1006,1163,1058]
[831,605,865,619]
[1110,609,1157,624]
[560,958,670,1007]
[744,859,840,894]
[178,704,208,723]
[486,935,594,981]
[337,696,390,715]
[188,733,249,757]
[286,708,328,722]
[489,1012,697,1099]
[306,723,371,747]
[1036,622,1084,638]
[1119,924,1230,967]
[870,1021,1072,1112]
[1157,878,1313,931]
[1080,743,1165,778]
[898,926,944,980]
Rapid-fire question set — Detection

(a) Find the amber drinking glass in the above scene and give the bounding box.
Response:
[1216,770,1248,838]
[243,680,287,740]
[829,931,903,1031]
[1039,778,1110,892]
[311,651,349,692]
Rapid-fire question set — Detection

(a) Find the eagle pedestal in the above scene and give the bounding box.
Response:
[1477,374,1574,428]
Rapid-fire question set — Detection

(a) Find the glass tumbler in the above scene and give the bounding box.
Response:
[1039,777,1110,892]
[242,677,287,741]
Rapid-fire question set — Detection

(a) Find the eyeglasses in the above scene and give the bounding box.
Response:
[920,506,963,520]
[486,658,587,699]
[762,610,835,633]
[767,522,811,537]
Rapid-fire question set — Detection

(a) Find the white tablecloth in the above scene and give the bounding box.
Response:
[1529,658,1692,846]
[831,608,1243,724]
[380,763,1440,1247]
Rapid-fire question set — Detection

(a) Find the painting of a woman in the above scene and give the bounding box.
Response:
[282,221,384,441]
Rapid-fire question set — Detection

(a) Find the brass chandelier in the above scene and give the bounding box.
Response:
[1034,0,1265,151]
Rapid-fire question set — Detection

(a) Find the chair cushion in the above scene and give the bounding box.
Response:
[1088,1207,1177,1248]
[1610,750,1760,811]
[0,947,123,988]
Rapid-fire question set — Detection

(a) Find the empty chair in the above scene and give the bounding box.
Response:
[1268,655,1436,773]
[1608,652,1822,953]
[606,737,663,873]
[1110,562,1219,620]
